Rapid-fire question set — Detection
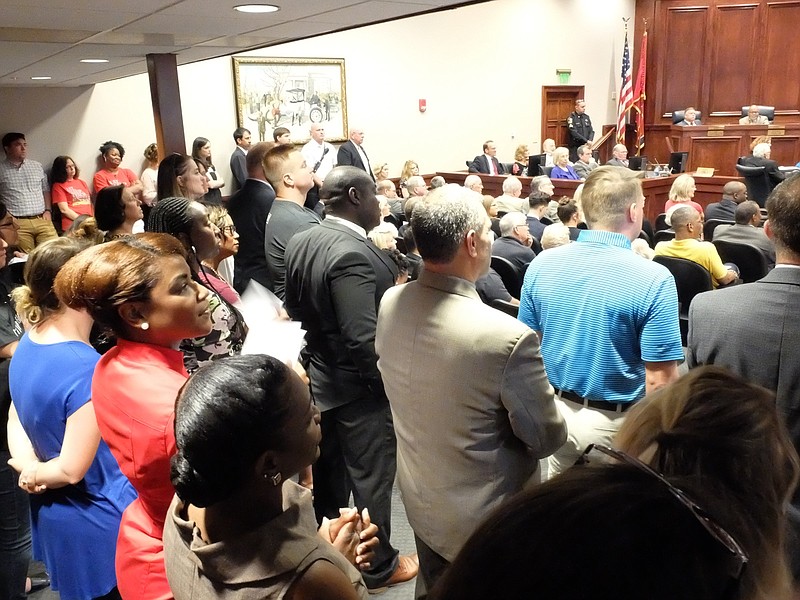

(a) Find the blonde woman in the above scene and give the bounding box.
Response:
[665,174,703,215]
[511,145,529,176]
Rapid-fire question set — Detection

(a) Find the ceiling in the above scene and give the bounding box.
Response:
[0,0,479,87]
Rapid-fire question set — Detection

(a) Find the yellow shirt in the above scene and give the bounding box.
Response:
[654,238,729,288]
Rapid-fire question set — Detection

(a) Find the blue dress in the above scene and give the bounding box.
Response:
[9,335,137,600]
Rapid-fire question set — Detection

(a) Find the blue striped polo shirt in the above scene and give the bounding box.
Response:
[518,229,683,402]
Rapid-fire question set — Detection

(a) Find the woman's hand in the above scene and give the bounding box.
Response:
[8,458,47,494]
[355,508,379,571]
[319,507,380,570]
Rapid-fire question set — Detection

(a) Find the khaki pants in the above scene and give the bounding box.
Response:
[15,216,58,253]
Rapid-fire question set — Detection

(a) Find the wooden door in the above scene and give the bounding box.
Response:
[541,86,584,147]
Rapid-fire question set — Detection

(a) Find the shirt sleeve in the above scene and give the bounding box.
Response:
[51,182,68,204]
[517,267,541,331]
[639,273,683,362]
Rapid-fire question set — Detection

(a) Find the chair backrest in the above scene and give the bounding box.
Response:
[672,110,703,124]
[712,239,769,283]
[740,105,775,121]
[530,236,543,255]
[394,236,407,254]
[653,255,713,312]
[540,165,554,177]
[654,212,669,232]
[703,219,734,242]
[734,164,771,207]
[490,298,519,317]
[490,255,524,299]
[654,229,676,245]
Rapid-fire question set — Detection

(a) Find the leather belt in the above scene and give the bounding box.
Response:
[16,213,44,219]
[555,388,633,413]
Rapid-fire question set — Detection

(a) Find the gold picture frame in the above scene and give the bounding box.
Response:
[232,57,348,144]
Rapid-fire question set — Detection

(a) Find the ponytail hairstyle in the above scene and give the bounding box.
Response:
[171,355,294,507]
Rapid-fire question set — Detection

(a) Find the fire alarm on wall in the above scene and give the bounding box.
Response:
[419,99,427,113]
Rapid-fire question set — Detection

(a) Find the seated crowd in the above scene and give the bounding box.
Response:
[2,124,800,600]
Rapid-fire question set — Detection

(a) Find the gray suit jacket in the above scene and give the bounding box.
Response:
[375,270,566,560]
[712,224,775,268]
[605,158,629,168]
[688,267,800,442]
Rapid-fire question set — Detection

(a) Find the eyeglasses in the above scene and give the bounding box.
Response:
[575,444,748,583]
[220,225,237,236]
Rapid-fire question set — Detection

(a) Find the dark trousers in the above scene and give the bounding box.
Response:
[0,450,32,600]
[414,535,451,600]
[313,396,399,588]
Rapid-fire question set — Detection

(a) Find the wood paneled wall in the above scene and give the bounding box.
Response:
[635,0,800,125]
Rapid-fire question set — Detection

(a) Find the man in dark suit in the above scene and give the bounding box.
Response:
[688,175,800,575]
[526,192,550,242]
[228,127,251,191]
[741,142,785,191]
[336,127,374,180]
[226,141,275,294]
[493,212,537,270]
[469,140,505,175]
[284,166,417,591]
[704,181,747,221]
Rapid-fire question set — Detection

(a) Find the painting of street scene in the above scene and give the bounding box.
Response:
[233,57,347,144]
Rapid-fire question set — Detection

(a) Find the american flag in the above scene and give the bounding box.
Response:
[616,30,633,144]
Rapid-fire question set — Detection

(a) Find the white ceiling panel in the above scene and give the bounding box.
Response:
[0,0,483,87]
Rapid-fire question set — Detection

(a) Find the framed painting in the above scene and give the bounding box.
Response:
[232,57,347,144]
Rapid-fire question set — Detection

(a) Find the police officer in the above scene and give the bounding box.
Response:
[567,99,594,162]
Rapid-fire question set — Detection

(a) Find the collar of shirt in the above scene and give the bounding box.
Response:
[325,214,367,238]
[576,229,632,249]
[3,158,23,169]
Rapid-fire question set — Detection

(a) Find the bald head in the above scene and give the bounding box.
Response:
[321,166,373,206]
[722,181,747,203]
[671,206,702,240]
[322,166,380,230]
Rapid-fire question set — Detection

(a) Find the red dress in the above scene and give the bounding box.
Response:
[91,339,188,600]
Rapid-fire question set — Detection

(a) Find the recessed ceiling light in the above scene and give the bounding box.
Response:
[30,76,51,80]
[80,59,109,64]
[234,3,280,13]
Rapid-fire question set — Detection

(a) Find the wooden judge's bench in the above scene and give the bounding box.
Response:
[643,123,800,177]
[437,171,739,225]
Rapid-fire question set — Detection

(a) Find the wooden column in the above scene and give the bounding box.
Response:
[146,53,186,159]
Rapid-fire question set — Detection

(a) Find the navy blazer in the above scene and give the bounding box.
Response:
[227,178,275,293]
[469,154,505,174]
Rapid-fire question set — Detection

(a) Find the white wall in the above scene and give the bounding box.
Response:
[0,0,634,194]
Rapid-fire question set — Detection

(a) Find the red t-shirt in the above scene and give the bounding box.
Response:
[93,168,138,194]
[51,179,93,230]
